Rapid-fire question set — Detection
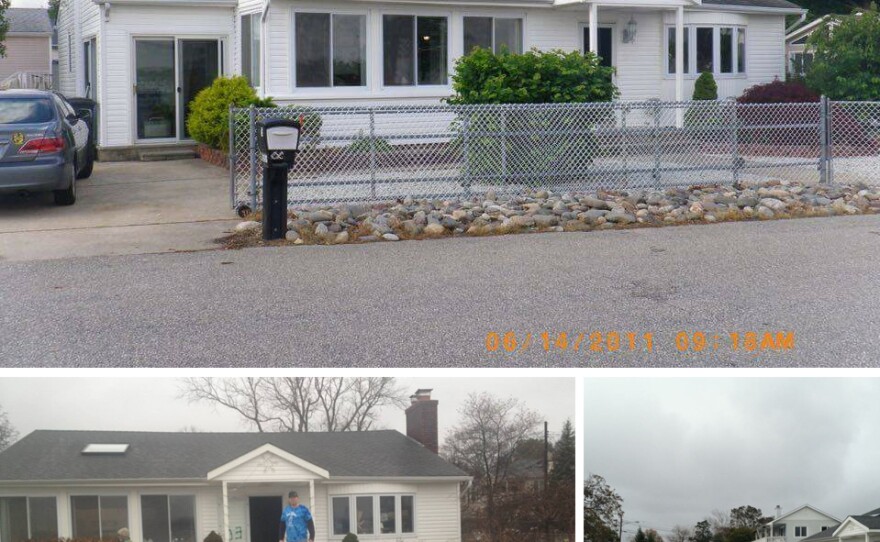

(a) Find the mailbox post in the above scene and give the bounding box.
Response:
[256,119,302,240]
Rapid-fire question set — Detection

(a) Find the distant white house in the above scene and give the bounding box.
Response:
[54,0,803,159]
[755,505,842,542]
[0,391,468,542]
[800,507,880,542]
[784,12,862,77]
[0,8,54,89]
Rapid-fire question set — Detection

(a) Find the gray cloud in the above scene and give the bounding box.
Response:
[584,378,880,537]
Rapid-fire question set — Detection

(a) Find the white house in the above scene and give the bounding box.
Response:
[0,392,468,542]
[755,505,842,542]
[54,0,803,159]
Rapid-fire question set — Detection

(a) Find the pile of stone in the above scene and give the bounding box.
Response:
[232,180,880,245]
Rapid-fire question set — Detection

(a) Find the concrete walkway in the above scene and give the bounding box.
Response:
[0,159,239,261]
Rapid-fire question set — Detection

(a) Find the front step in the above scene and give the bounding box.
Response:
[139,148,198,162]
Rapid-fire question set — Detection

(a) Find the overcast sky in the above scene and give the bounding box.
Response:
[9,0,46,8]
[0,377,574,446]
[584,378,880,538]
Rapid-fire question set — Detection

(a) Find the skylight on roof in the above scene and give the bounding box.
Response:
[82,444,130,454]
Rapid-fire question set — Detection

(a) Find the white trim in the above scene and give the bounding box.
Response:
[774,505,842,526]
[663,23,747,79]
[206,444,330,481]
[327,493,417,540]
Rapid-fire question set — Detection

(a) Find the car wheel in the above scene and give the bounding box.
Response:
[54,164,77,206]
[76,144,95,179]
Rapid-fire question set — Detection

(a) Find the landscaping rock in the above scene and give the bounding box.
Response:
[382,233,400,241]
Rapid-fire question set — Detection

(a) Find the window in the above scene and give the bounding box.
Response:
[795,527,807,537]
[72,496,128,538]
[142,495,196,542]
[667,27,690,74]
[241,14,261,87]
[383,15,448,86]
[583,26,613,68]
[331,495,415,538]
[293,12,367,88]
[666,25,746,76]
[0,497,56,542]
[463,17,523,54]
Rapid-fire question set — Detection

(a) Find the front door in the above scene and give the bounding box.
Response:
[134,38,222,142]
[249,496,283,542]
[583,26,613,67]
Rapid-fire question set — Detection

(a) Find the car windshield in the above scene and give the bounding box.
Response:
[0,98,54,124]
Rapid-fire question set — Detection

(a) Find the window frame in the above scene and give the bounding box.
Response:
[139,493,198,542]
[462,16,524,55]
[795,527,808,537]
[69,494,130,539]
[240,13,261,88]
[289,8,369,91]
[664,24,747,79]
[0,496,59,542]
[380,12,451,89]
[327,494,417,540]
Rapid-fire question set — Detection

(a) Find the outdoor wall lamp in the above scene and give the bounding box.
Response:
[623,16,637,43]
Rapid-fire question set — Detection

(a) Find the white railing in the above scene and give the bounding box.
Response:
[0,72,54,91]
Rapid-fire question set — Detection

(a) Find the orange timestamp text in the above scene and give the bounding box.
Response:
[484,330,795,354]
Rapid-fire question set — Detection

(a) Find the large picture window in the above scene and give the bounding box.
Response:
[330,495,416,538]
[463,17,523,54]
[666,25,746,76]
[241,14,261,87]
[294,12,367,88]
[72,496,128,539]
[141,495,196,542]
[383,15,448,86]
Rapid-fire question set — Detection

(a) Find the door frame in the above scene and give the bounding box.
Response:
[579,22,617,67]
[131,34,227,145]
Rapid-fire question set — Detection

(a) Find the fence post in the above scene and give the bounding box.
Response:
[730,99,741,183]
[826,98,834,184]
[248,104,258,210]
[462,110,471,198]
[369,108,377,199]
[652,100,661,188]
[621,103,630,185]
[501,108,508,184]
[229,104,235,209]
[818,95,830,184]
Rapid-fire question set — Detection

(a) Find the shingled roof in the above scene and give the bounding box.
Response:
[0,430,468,481]
[5,8,53,34]
[703,0,803,10]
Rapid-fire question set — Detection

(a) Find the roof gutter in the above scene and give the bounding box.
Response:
[785,10,808,33]
[691,4,805,15]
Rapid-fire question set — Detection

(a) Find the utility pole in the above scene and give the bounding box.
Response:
[619,512,625,542]
[544,421,550,542]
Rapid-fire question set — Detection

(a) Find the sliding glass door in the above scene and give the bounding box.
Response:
[134,38,222,142]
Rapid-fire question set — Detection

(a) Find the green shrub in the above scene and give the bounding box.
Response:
[186,76,275,151]
[692,71,718,101]
[806,5,880,100]
[346,130,393,153]
[341,534,358,542]
[448,48,617,105]
[447,49,617,185]
[203,532,223,542]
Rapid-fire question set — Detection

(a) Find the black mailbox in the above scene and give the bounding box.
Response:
[255,119,302,240]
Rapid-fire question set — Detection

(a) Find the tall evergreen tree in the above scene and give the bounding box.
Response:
[551,420,575,483]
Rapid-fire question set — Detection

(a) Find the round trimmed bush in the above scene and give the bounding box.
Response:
[693,72,718,101]
[186,76,275,151]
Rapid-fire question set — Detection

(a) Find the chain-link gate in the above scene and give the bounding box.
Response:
[229,99,880,211]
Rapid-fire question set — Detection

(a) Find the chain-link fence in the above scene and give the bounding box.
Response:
[229,98,880,211]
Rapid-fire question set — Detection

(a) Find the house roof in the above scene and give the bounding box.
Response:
[702,0,802,10]
[5,8,53,34]
[764,505,842,526]
[0,430,469,482]
[849,516,880,530]
[801,526,839,542]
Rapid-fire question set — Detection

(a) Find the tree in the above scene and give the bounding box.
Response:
[551,420,575,483]
[444,392,541,542]
[645,530,664,542]
[0,0,11,58]
[690,521,713,542]
[793,0,871,18]
[670,526,692,542]
[585,474,623,542]
[633,528,648,542]
[805,4,880,100]
[726,528,756,542]
[180,377,407,432]
[0,404,18,452]
[48,0,61,23]
[730,506,764,530]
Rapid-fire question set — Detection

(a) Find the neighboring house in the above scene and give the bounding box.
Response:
[784,12,861,77]
[0,391,469,542]
[801,507,880,542]
[0,8,54,88]
[755,505,842,542]
[54,0,803,160]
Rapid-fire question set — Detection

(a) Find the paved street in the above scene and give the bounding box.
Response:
[1,214,878,367]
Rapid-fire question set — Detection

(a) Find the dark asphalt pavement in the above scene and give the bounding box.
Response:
[1,215,878,367]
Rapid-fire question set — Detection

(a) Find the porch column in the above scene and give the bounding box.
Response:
[675,5,685,127]
[589,3,599,54]
[223,481,230,542]
[309,480,315,510]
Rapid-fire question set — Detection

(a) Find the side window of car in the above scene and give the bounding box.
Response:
[53,95,74,119]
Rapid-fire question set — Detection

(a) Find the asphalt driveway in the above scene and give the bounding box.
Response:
[0,159,239,261]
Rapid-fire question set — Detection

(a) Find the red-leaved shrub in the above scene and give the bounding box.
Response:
[737,79,820,104]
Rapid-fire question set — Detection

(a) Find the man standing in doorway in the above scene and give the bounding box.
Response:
[280,491,315,542]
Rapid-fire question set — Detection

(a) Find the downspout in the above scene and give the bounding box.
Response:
[785,10,808,34]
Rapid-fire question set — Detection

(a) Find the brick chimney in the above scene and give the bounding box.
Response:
[406,389,438,454]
